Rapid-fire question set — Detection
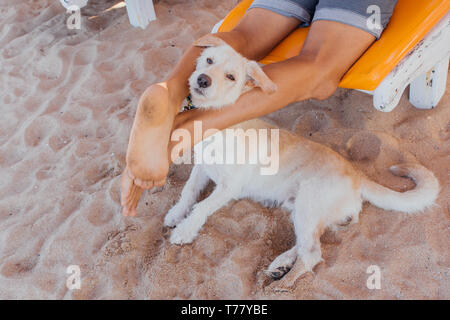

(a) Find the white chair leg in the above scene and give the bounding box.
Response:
[125,0,157,29]
[372,13,450,112]
[409,56,449,109]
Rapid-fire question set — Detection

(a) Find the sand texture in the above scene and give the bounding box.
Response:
[0,0,448,299]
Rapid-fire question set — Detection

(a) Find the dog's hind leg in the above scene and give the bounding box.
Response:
[164,165,209,227]
[273,222,323,287]
[271,181,328,287]
[170,182,236,244]
[266,246,297,280]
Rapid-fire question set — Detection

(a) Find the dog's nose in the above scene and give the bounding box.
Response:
[197,74,211,88]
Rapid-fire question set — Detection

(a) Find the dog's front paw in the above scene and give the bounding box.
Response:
[164,204,188,228]
[164,213,182,228]
[170,222,199,245]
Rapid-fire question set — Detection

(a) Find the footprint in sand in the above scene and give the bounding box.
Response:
[439,122,450,141]
[48,133,71,152]
[345,131,381,161]
[73,45,97,66]
[1,259,37,278]
[33,54,63,80]
[24,117,53,147]
[86,195,114,226]
[0,147,24,168]
[35,165,54,180]
[292,110,331,136]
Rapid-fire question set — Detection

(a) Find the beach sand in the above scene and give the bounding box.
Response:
[0,0,448,299]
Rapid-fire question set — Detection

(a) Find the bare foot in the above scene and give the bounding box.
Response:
[120,167,144,217]
[121,83,177,216]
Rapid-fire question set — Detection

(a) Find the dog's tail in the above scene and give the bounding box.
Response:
[361,163,439,213]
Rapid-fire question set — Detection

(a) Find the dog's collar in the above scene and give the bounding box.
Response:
[183,94,197,111]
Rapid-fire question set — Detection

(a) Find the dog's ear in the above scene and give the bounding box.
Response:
[244,61,277,94]
[193,34,227,48]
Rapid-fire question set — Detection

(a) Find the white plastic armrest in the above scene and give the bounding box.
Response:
[372,13,450,112]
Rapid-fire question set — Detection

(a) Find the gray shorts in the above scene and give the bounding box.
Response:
[249,0,398,38]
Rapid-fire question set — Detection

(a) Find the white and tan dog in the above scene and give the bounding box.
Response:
[165,35,440,283]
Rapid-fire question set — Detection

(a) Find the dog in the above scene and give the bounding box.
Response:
[165,35,440,284]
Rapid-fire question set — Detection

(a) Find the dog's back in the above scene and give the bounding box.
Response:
[195,118,362,208]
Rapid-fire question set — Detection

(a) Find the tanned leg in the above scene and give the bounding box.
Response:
[169,20,376,156]
[121,9,300,216]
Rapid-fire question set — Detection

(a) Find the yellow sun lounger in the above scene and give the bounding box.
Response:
[212,0,450,111]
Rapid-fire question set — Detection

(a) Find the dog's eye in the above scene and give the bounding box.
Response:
[226,74,235,81]
[206,58,213,64]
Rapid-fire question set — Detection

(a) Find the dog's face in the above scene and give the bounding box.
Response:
[189,35,277,109]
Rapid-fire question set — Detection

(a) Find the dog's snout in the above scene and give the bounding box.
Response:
[197,74,211,88]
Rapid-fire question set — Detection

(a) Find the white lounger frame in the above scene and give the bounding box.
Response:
[60,0,157,29]
[371,13,450,112]
[213,13,450,112]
